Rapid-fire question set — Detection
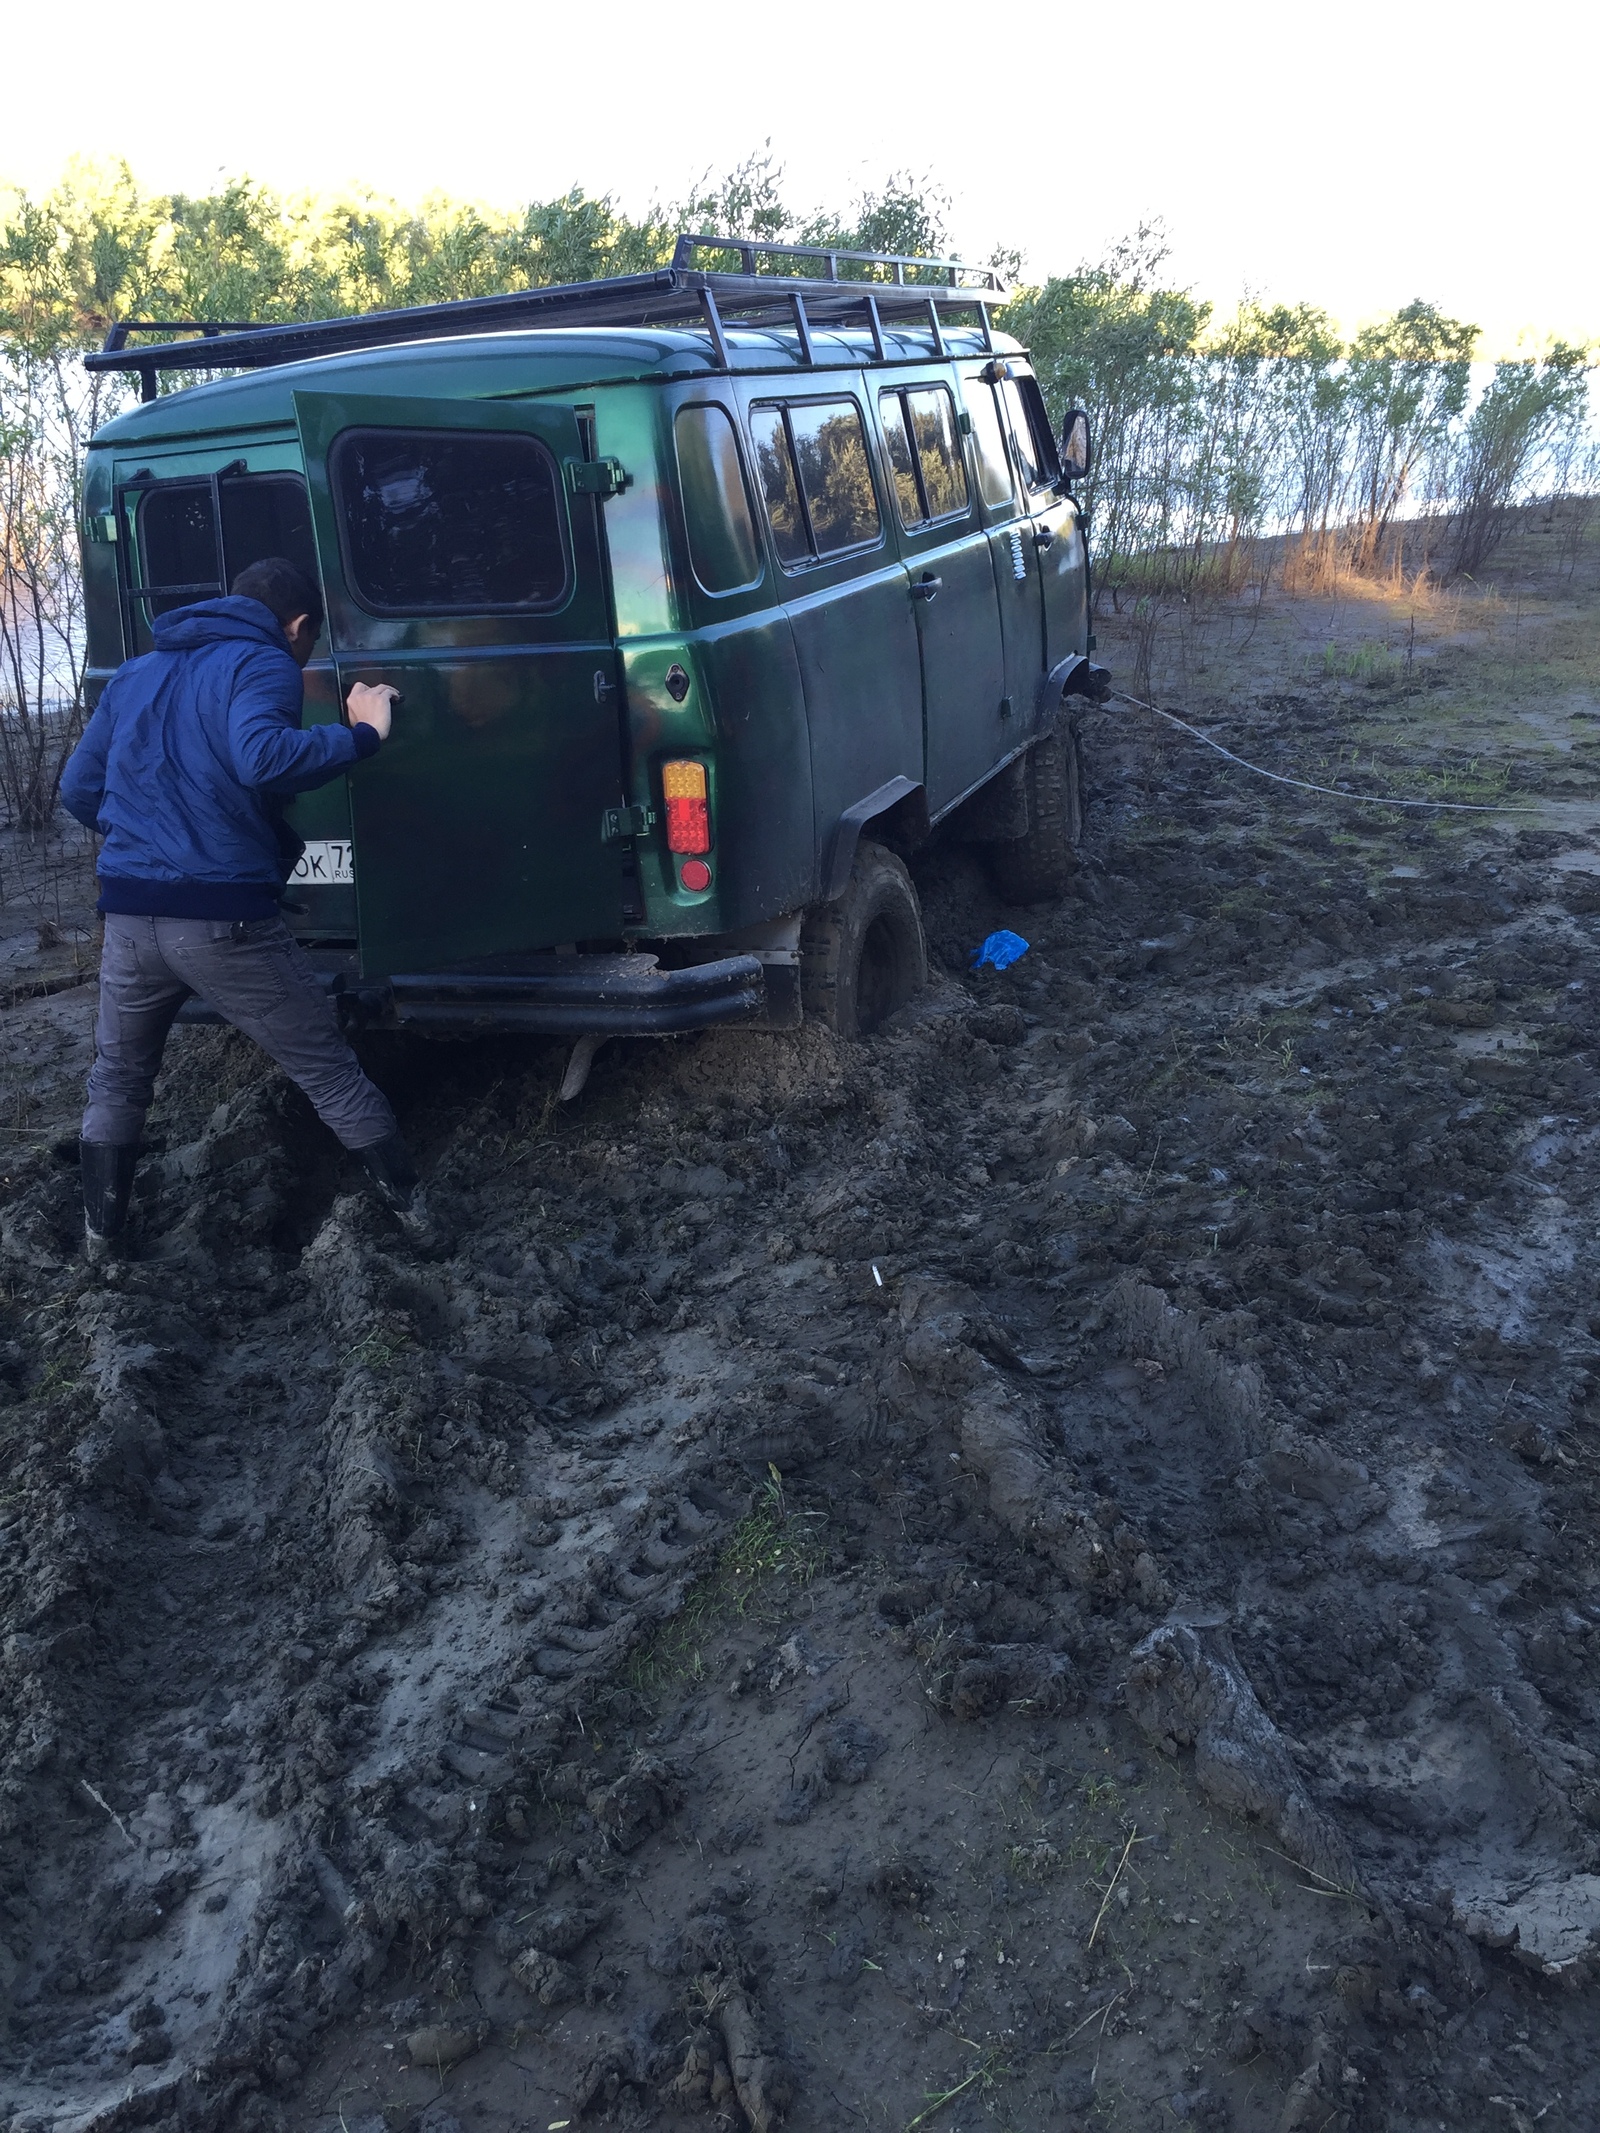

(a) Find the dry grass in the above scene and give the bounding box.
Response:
[1098,502,1600,762]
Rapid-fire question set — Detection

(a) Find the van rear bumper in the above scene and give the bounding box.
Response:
[386,952,766,1035]
[174,955,772,1045]
[177,949,768,1037]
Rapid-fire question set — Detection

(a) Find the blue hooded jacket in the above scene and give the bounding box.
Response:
[60,596,379,921]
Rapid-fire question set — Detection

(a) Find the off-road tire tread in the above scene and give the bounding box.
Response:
[800,841,928,1037]
[988,729,1084,904]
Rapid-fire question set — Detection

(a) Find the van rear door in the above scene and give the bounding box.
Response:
[293,391,625,978]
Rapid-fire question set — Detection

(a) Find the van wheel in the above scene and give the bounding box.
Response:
[801,840,928,1037]
[988,729,1084,903]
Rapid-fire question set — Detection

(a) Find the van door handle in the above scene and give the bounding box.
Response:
[1033,527,1055,551]
[911,573,942,601]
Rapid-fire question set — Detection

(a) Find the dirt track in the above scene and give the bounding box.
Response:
[4,516,1600,2133]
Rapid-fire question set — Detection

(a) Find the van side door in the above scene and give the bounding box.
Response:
[664,396,815,930]
[875,378,1006,817]
[958,369,1046,747]
[742,389,922,895]
[293,391,626,979]
[997,371,1089,672]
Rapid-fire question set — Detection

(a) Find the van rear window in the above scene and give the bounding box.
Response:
[330,428,569,615]
[750,399,880,568]
[134,473,316,622]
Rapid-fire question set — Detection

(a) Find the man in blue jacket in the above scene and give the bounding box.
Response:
[61,555,421,1259]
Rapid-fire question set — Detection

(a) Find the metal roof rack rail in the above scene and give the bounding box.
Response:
[86,236,1011,399]
[668,231,1006,289]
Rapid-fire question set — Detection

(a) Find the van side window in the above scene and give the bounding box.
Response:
[879,394,922,526]
[880,385,970,529]
[1000,376,1060,496]
[675,404,762,595]
[751,398,881,566]
[909,389,969,520]
[749,408,809,566]
[965,383,1016,512]
[1020,374,1061,486]
[330,428,569,614]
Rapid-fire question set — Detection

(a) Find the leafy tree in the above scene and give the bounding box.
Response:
[1176,302,1350,590]
[1003,226,1210,592]
[1446,345,1590,576]
[1343,299,1477,571]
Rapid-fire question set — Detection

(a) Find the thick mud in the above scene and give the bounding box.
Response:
[5,530,1600,2132]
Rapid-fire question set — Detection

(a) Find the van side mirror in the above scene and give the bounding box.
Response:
[1061,409,1091,482]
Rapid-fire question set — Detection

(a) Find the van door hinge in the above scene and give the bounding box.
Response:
[567,457,631,499]
[601,803,656,844]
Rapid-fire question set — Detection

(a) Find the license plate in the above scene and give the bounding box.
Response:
[291,840,355,886]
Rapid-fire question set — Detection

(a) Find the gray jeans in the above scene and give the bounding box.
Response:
[83,913,397,1151]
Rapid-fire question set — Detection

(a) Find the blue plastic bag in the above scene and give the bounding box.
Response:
[973,929,1030,972]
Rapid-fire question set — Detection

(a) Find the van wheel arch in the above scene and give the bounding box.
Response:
[820,777,930,902]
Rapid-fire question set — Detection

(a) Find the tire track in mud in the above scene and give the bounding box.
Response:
[0,1080,754,2129]
[3,672,1600,2127]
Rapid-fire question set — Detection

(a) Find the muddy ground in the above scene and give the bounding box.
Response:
[5,510,1600,2133]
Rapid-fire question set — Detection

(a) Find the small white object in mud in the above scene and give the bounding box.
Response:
[559,1033,607,1101]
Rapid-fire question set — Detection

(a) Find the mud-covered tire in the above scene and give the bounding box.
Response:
[987,729,1084,904]
[801,840,928,1037]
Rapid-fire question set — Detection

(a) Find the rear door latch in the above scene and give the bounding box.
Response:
[567,457,631,499]
[601,803,656,844]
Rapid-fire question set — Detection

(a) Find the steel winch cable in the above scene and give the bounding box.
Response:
[1112,691,1542,814]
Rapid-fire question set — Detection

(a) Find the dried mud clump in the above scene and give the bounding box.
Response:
[1125,1620,1360,1895]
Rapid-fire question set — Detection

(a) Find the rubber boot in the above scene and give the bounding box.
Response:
[81,1140,139,1263]
[354,1132,433,1239]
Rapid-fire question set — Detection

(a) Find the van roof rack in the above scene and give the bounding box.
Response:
[86,234,1011,400]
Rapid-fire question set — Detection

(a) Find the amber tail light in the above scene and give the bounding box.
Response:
[661,759,710,854]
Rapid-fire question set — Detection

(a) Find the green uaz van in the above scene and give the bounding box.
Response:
[82,237,1105,1064]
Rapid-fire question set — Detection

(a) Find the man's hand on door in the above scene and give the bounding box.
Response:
[346,683,398,741]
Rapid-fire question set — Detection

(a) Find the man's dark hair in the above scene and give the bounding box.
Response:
[231,557,325,635]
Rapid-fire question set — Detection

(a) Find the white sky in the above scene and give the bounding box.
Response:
[6,0,1595,353]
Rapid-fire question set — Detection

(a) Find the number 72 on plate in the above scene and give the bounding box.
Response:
[291,840,355,886]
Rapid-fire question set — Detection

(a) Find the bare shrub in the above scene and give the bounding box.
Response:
[0,350,118,827]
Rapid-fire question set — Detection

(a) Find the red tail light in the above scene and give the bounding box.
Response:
[662,759,710,854]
